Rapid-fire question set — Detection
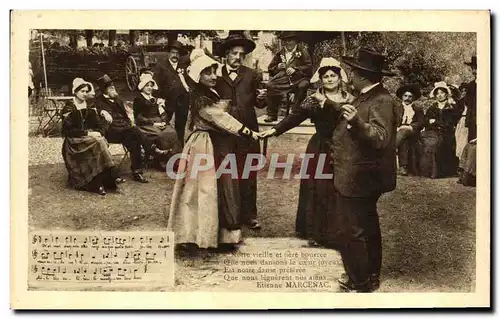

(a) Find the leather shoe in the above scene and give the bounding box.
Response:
[337,273,374,293]
[94,185,106,196]
[264,116,277,123]
[132,173,149,183]
[247,219,261,230]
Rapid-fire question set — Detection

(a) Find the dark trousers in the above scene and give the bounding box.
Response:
[266,80,309,117]
[467,124,477,142]
[396,128,416,168]
[336,192,382,288]
[105,126,144,173]
[168,94,190,145]
[236,141,259,222]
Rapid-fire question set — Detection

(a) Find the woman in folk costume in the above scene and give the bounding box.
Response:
[259,57,354,248]
[418,81,462,178]
[458,137,476,187]
[133,72,182,171]
[167,50,260,250]
[61,78,124,196]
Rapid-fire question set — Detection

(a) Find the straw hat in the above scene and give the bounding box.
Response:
[188,49,222,83]
[310,57,348,83]
[137,73,158,91]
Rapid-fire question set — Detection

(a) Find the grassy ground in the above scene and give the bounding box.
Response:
[28,133,476,292]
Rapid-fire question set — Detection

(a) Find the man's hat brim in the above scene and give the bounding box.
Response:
[167,43,187,55]
[219,38,256,54]
[278,31,299,40]
[342,56,396,76]
[396,84,421,100]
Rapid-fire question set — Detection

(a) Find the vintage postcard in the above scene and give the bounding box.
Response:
[11,10,490,309]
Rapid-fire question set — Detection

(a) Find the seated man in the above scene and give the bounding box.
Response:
[395,84,424,176]
[264,31,313,122]
[133,72,182,171]
[94,74,150,183]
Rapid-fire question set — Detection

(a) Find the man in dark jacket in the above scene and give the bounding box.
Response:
[153,41,191,144]
[94,74,148,183]
[215,31,267,230]
[463,56,477,141]
[264,31,312,122]
[395,84,424,176]
[323,48,401,292]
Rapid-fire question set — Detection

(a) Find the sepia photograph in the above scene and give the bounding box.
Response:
[11,10,490,309]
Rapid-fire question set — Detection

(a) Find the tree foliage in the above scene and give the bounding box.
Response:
[312,31,476,94]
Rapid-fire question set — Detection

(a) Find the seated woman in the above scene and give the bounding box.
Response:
[167,50,259,251]
[133,72,181,171]
[418,81,462,178]
[61,78,124,195]
[259,57,354,248]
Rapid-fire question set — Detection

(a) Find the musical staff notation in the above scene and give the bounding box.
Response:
[28,231,174,285]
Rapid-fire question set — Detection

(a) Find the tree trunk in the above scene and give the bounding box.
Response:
[108,30,117,47]
[69,31,78,49]
[129,30,137,46]
[166,31,178,45]
[340,32,347,56]
[85,30,94,47]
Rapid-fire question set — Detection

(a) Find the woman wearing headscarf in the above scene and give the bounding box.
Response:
[133,72,182,171]
[167,49,260,250]
[418,81,462,178]
[61,78,124,195]
[259,57,355,248]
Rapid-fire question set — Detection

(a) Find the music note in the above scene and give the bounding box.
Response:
[29,231,174,286]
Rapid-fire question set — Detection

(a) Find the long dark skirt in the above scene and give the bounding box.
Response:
[137,124,181,152]
[209,131,241,231]
[418,129,458,178]
[62,135,116,189]
[458,142,476,186]
[295,134,341,246]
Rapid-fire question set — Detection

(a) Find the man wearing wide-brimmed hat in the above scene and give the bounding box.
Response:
[329,47,401,292]
[214,31,267,230]
[154,40,191,145]
[94,74,149,183]
[395,84,424,176]
[462,55,477,142]
[264,31,313,122]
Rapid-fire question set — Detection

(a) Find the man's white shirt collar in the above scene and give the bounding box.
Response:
[170,60,178,70]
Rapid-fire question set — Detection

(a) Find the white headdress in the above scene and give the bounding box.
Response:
[137,73,158,91]
[310,57,348,83]
[429,81,452,98]
[188,49,222,83]
[72,77,94,95]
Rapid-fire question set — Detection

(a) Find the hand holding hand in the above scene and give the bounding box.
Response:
[341,104,358,122]
[258,128,277,139]
[286,67,296,76]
